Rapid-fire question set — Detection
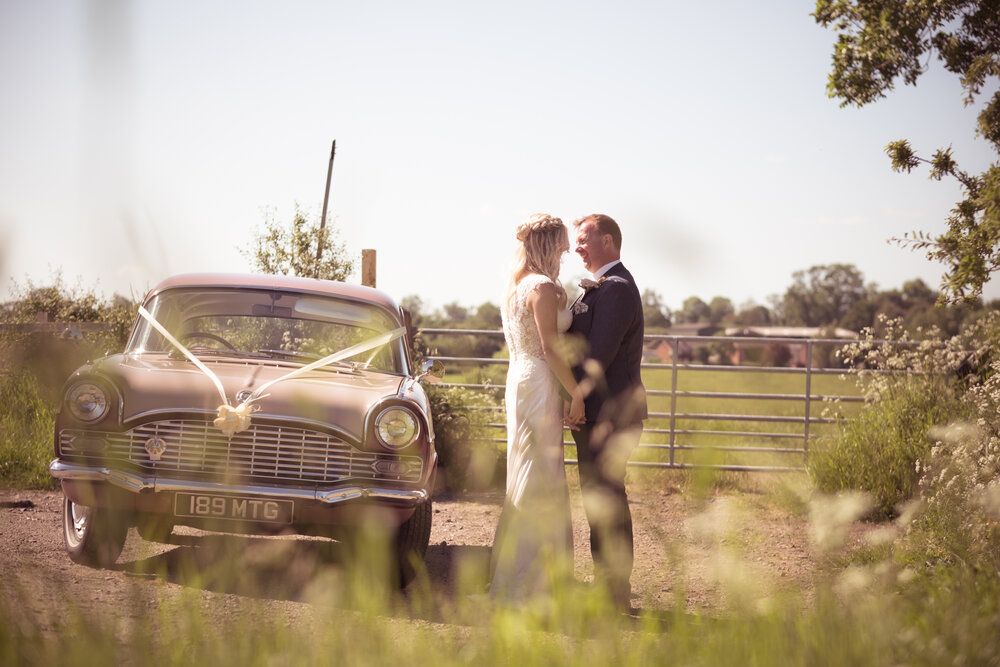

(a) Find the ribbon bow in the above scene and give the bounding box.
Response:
[579,277,606,290]
[213,402,257,438]
[138,306,406,438]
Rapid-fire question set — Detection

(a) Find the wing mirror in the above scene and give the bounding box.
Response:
[416,359,445,384]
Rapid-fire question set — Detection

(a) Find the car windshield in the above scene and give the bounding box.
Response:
[126,288,407,374]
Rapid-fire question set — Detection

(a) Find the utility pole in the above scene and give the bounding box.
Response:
[361,249,377,287]
[316,139,336,264]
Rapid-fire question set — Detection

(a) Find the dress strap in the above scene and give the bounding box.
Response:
[518,273,556,294]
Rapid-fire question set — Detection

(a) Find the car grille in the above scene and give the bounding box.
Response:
[59,419,423,485]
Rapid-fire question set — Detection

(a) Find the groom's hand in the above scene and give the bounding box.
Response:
[564,392,585,430]
[562,401,580,431]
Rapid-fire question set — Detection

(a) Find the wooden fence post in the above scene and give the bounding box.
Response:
[361,249,377,288]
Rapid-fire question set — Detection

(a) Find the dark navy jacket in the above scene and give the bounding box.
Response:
[567,262,648,426]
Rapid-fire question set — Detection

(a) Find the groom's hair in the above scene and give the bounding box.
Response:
[575,214,622,251]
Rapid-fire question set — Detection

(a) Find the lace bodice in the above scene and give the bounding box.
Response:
[502,274,571,362]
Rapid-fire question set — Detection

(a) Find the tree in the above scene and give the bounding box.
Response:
[442,302,469,323]
[642,289,672,330]
[400,295,425,325]
[471,302,502,329]
[839,292,880,333]
[708,296,735,325]
[676,296,711,324]
[243,206,355,281]
[815,0,1000,301]
[781,264,868,327]
[469,302,503,357]
[901,278,936,305]
[734,302,772,326]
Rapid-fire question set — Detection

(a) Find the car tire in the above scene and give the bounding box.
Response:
[62,495,128,568]
[134,514,174,543]
[394,500,432,587]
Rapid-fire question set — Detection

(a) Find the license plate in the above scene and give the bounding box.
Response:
[174,493,294,524]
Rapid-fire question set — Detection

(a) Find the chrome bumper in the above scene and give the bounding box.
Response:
[49,459,428,506]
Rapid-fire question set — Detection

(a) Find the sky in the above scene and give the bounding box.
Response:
[1,0,997,313]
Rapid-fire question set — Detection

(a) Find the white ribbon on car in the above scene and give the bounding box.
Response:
[137,306,406,437]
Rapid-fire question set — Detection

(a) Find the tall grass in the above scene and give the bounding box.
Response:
[2,482,995,666]
[0,370,56,489]
[808,377,971,517]
[0,588,899,665]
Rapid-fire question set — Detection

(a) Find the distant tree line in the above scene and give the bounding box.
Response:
[405,263,1000,348]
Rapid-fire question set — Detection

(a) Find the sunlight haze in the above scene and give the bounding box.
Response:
[1,0,997,311]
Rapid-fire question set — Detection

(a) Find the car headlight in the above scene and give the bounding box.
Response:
[374,407,419,450]
[66,382,109,423]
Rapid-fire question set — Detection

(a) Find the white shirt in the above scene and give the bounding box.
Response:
[592,259,622,279]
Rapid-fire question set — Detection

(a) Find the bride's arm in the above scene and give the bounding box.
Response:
[528,283,585,422]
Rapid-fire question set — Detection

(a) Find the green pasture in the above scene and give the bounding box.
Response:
[444,363,864,471]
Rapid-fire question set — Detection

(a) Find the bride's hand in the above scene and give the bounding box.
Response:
[566,391,585,429]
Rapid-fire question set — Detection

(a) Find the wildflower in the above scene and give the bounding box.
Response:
[894,499,923,529]
[686,498,736,547]
[833,565,873,599]
[979,483,1000,520]
[809,491,872,552]
[864,525,898,547]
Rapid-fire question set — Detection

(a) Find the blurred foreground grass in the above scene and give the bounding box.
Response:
[2,359,996,664]
[0,588,897,666]
[2,484,994,666]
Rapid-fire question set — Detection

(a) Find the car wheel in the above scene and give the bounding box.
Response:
[394,500,432,587]
[134,514,174,543]
[62,495,128,568]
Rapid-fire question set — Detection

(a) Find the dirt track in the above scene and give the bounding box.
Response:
[0,471,837,630]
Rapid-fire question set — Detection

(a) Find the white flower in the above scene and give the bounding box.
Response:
[833,565,873,599]
[809,491,872,552]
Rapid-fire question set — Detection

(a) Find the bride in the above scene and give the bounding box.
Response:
[489,213,586,601]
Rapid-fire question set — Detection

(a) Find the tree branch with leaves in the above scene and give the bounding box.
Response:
[815,0,1000,301]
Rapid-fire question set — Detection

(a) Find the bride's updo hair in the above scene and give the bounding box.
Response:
[515,213,566,279]
[506,213,567,310]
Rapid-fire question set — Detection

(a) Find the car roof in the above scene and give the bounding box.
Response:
[145,273,401,314]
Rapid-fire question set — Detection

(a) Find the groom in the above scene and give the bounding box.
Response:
[567,214,647,610]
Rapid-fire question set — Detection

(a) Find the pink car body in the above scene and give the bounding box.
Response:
[50,273,437,577]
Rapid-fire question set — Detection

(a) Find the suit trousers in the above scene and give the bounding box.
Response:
[571,421,640,601]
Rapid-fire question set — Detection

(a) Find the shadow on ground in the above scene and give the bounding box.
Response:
[118,531,682,631]
[119,529,494,621]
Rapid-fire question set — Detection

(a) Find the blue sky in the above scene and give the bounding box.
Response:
[1,0,996,311]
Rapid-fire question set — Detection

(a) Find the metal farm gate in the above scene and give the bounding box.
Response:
[421,329,872,473]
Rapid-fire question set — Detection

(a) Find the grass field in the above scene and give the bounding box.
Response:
[444,362,864,471]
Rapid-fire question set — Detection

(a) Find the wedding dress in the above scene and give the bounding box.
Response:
[489,273,574,600]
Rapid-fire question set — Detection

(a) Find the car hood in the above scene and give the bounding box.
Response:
[94,355,405,441]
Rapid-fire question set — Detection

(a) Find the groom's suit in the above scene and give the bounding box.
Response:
[567,261,646,603]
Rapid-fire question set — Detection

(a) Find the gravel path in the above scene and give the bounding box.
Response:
[0,471,835,630]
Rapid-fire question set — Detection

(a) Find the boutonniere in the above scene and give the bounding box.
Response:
[579,277,607,291]
[571,277,606,315]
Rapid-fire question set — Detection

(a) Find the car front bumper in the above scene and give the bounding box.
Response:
[49,459,429,506]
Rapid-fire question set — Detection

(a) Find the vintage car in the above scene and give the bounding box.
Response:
[49,273,439,582]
